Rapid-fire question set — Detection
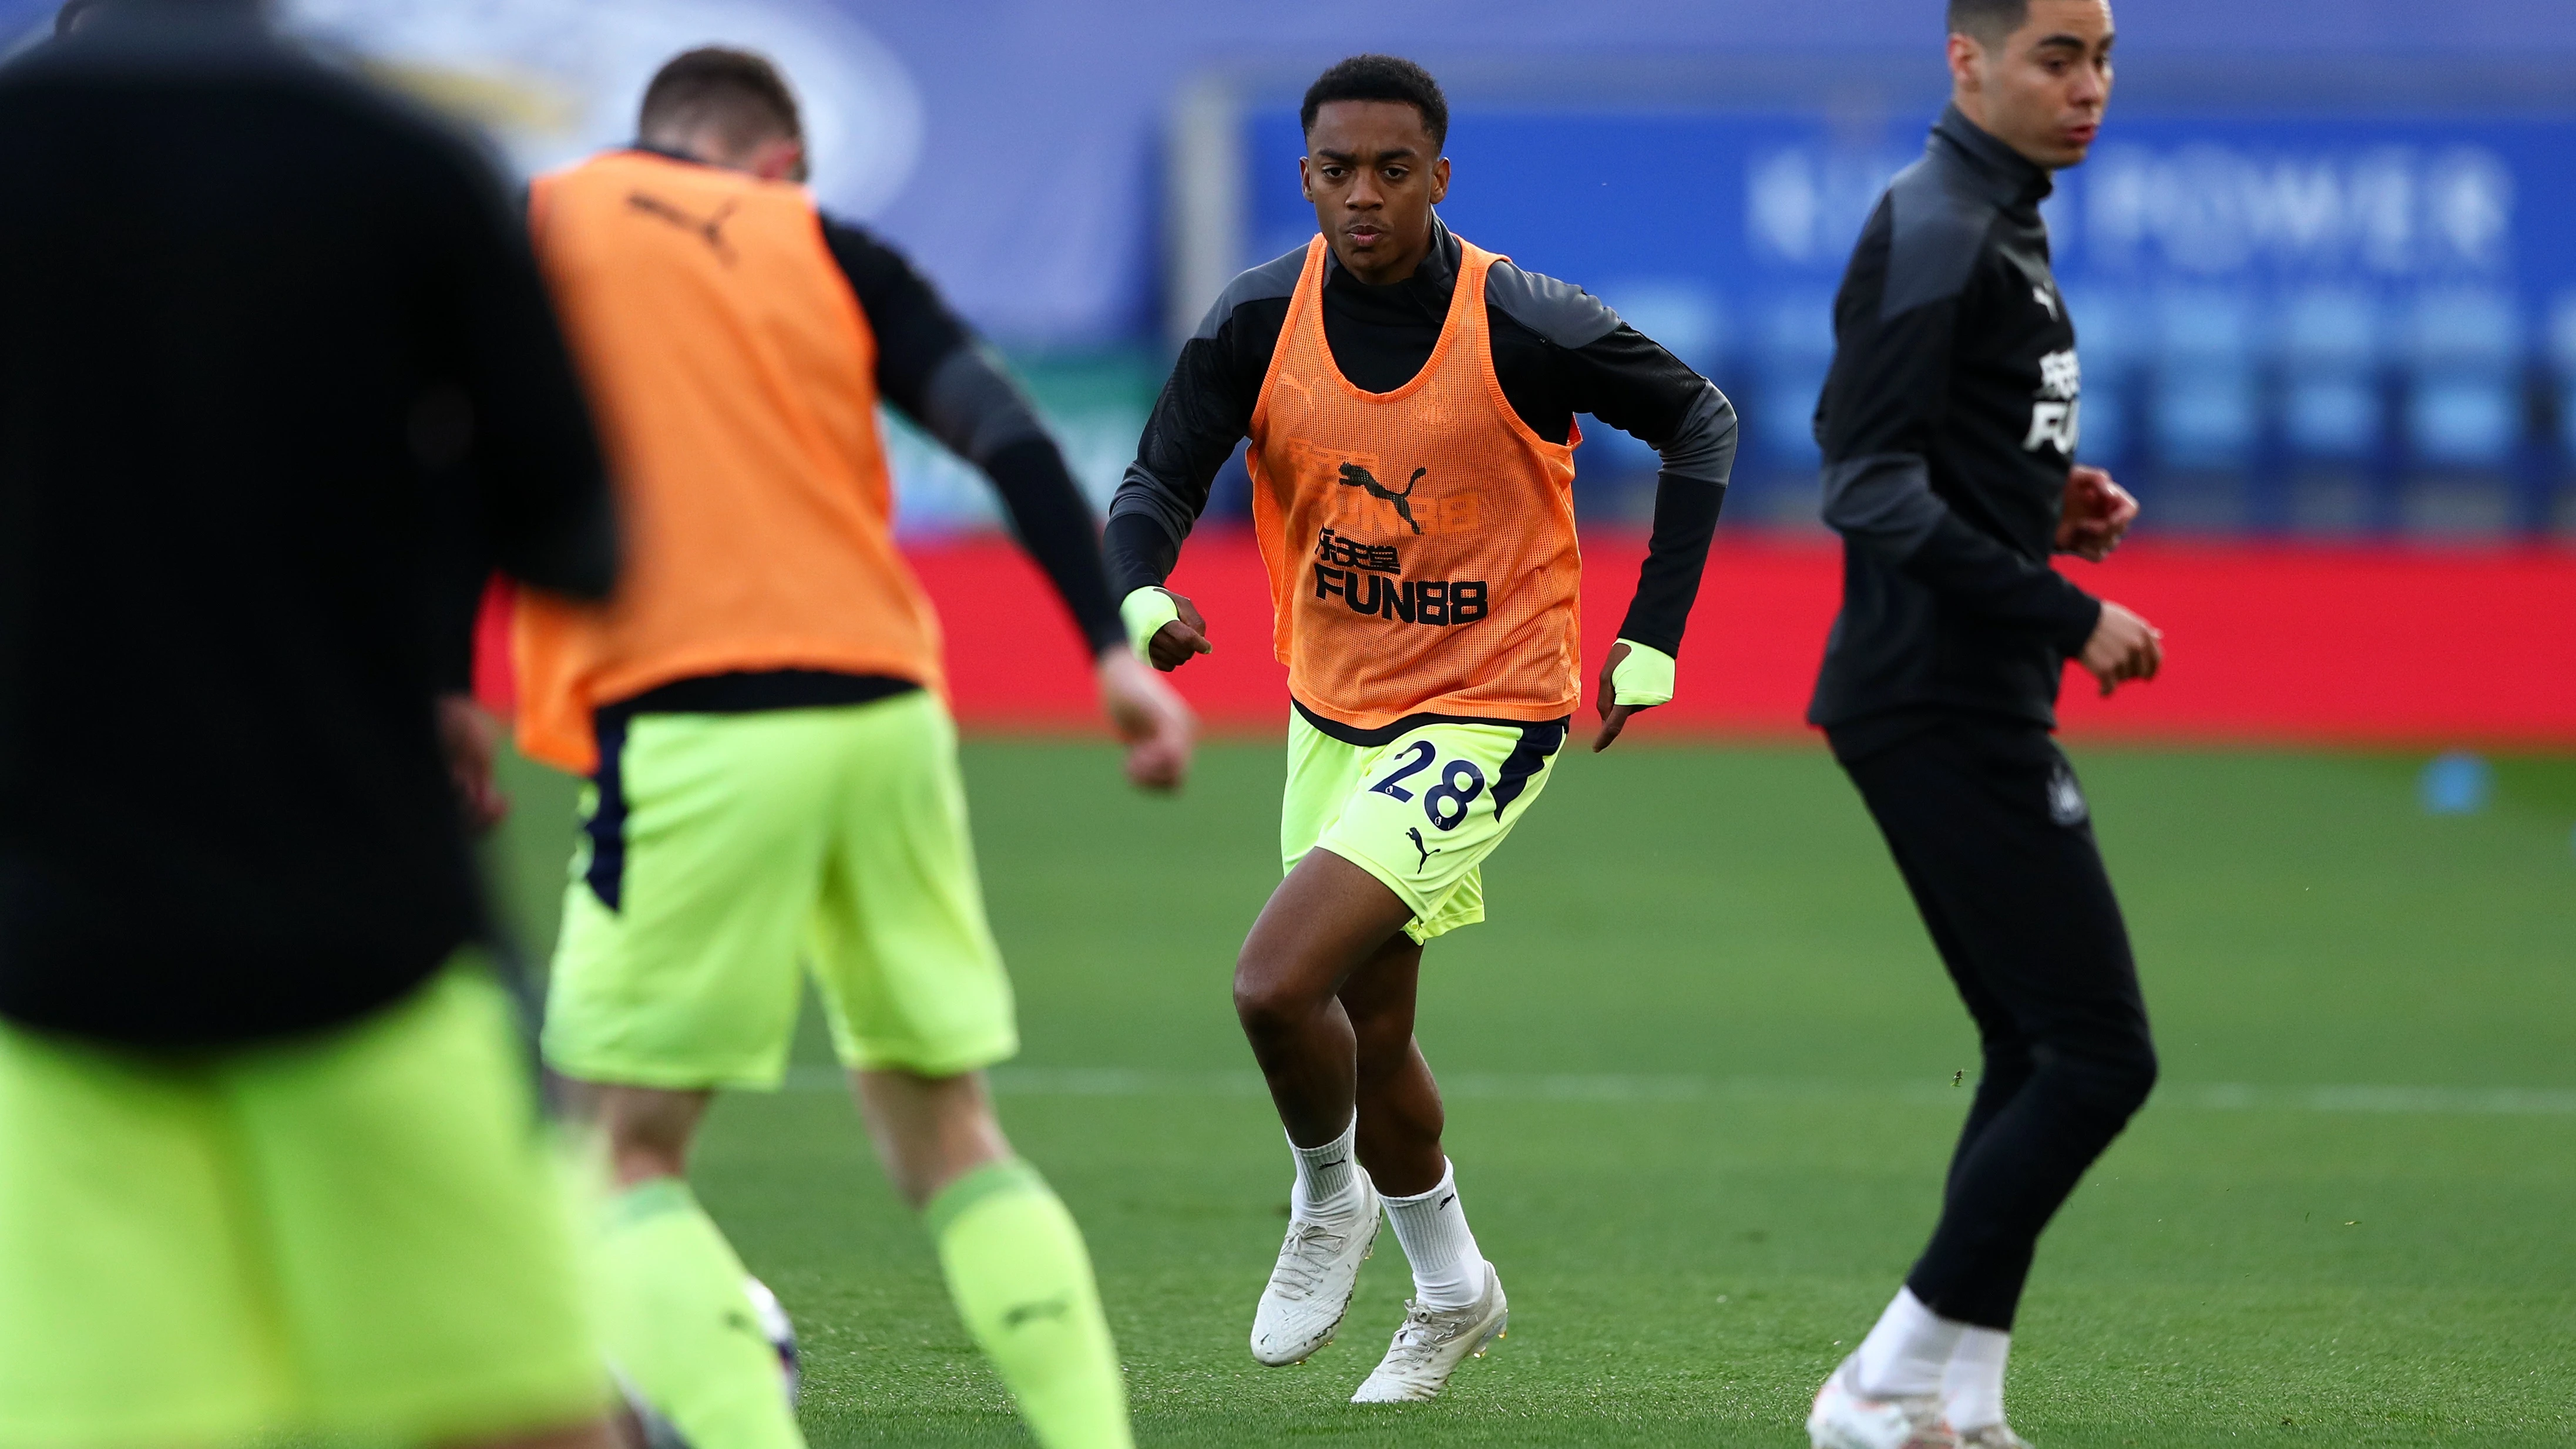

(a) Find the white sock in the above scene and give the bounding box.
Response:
[1380,1159,1487,1312]
[1853,1287,1965,1399]
[1943,1326,2011,1431]
[1288,1117,1364,1223]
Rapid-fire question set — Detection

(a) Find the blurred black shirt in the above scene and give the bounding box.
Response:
[0,2,614,1046]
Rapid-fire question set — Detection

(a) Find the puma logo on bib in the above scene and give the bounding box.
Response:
[1337,462,1428,533]
[626,191,739,264]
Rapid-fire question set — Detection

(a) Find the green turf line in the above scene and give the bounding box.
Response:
[773,1065,2576,1116]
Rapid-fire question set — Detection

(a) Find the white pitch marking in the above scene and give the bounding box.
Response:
[777,1067,2576,1115]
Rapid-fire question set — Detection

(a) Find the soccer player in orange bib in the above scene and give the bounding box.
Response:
[1106,56,1739,1402]
[517,49,1191,1449]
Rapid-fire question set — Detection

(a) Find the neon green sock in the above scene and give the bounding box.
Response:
[927,1161,1133,1449]
[598,1178,805,1449]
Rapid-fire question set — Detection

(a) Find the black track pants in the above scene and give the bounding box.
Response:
[1839,721,2158,1330]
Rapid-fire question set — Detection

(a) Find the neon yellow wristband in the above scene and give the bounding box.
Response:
[1610,640,1676,707]
[1120,587,1181,661]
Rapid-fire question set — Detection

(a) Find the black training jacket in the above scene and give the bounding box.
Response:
[0,4,614,1046]
[1105,219,1738,666]
[1808,105,2103,758]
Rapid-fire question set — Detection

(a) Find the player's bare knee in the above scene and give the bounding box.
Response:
[852,1067,1012,1211]
[1351,1029,1406,1081]
[606,1122,691,1185]
[1231,973,1304,1041]
[1345,1007,1413,1079]
[1232,950,1324,1038]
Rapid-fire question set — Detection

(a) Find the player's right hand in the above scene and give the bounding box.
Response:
[436,692,511,833]
[1146,590,1214,671]
[2080,601,2162,698]
[1096,648,1197,791]
[2057,465,2140,562]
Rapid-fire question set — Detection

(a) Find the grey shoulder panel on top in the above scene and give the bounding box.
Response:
[1659,381,1739,488]
[1190,245,1309,342]
[1878,157,1996,320]
[1106,463,1193,546]
[1482,259,1623,349]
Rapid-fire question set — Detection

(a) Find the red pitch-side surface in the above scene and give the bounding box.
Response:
[476,532,2576,747]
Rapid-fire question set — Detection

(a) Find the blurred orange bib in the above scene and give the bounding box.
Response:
[513,151,941,775]
[1248,234,1581,732]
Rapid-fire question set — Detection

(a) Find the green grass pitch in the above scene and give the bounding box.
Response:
[489,737,2576,1448]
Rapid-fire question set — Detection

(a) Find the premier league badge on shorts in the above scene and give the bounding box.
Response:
[2047,762,2090,827]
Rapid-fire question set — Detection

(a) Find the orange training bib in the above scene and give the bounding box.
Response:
[1247,234,1581,732]
[514,151,941,774]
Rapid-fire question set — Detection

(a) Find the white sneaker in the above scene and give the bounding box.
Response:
[1349,1262,1508,1403]
[1808,1354,1957,1449]
[1950,1424,2033,1448]
[1249,1179,1381,1366]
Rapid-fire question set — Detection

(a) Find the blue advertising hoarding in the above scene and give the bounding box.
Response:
[1250,109,2576,532]
[11,0,2575,533]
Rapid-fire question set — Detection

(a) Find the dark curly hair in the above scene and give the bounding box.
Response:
[1299,55,1448,150]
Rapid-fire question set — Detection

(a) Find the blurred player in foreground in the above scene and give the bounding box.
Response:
[515,48,1192,1449]
[1803,4,2157,1447]
[1109,55,1738,1403]
[0,2,619,1445]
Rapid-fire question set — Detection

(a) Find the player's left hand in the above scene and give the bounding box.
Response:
[1593,641,1647,753]
[436,692,511,833]
[2057,465,2138,562]
[1096,648,1197,791]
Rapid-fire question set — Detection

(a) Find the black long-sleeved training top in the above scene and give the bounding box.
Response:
[1106,219,1738,663]
[1808,105,2103,759]
[0,4,614,1046]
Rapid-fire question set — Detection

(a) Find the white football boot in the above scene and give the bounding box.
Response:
[1808,1354,1958,1449]
[1348,1262,1508,1403]
[1949,1424,2033,1448]
[1249,1176,1381,1366]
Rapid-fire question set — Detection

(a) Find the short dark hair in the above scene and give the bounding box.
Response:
[1947,0,2031,43]
[1300,55,1448,150]
[638,47,804,150]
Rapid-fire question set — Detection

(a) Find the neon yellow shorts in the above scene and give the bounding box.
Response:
[0,963,603,1448]
[543,689,1016,1089]
[1281,708,1570,943]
